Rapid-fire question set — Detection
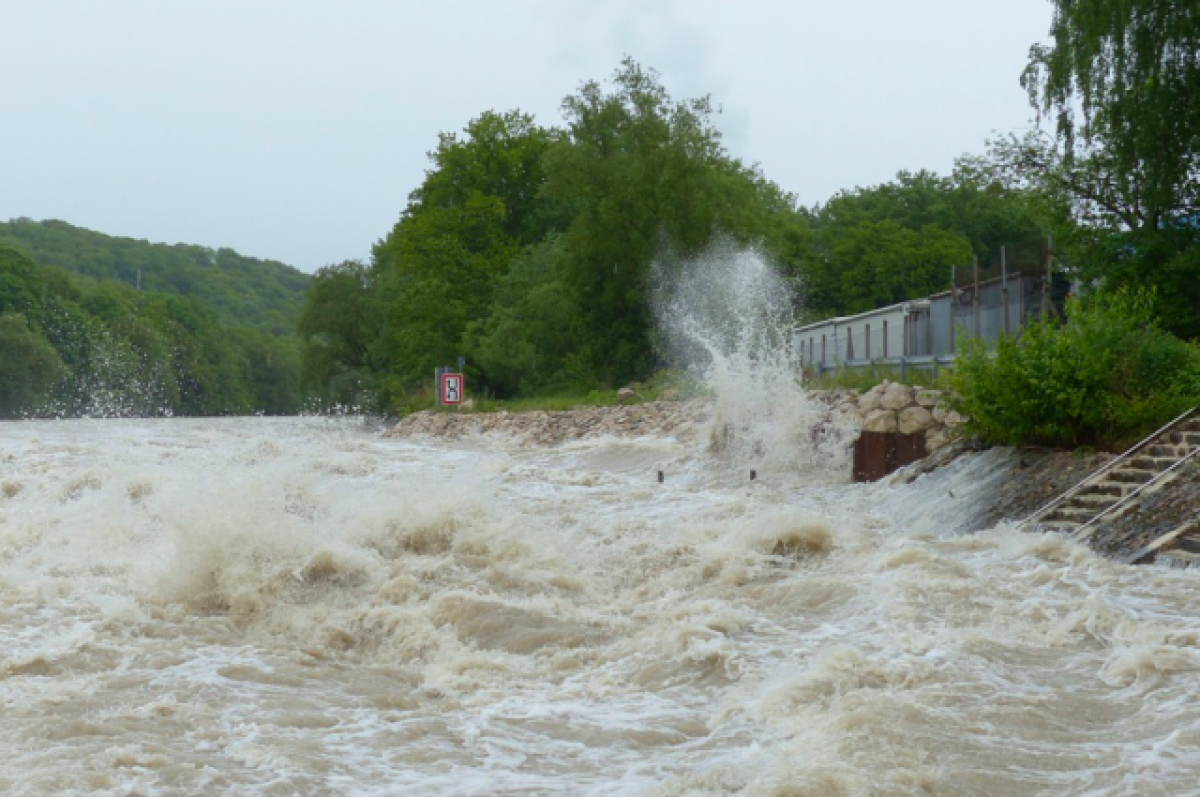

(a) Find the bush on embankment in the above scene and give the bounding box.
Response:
[947,290,1200,450]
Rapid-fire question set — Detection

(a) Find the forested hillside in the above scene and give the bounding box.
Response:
[0,243,302,418]
[0,219,309,335]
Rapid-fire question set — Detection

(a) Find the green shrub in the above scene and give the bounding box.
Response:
[808,361,941,392]
[947,290,1200,449]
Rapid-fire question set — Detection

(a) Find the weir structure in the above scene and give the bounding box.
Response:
[1021,408,1200,564]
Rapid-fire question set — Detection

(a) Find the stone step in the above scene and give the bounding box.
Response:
[1045,506,1095,523]
[1091,481,1131,497]
[1070,493,1121,509]
[1128,456,1180,471]
[1108,468,1157,484]
[1167,430,1200,446]
[1146,444,1188,458]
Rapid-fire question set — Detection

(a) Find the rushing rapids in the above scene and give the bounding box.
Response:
[4,250,1200,795]
[4,416,1200,795]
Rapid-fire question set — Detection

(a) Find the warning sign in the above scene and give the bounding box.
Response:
[440,373,464,405]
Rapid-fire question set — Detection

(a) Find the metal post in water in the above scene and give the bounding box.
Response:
[657,470,664,484]
[750,469,757,481]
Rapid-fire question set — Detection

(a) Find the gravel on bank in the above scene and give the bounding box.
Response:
[383,401,711,446]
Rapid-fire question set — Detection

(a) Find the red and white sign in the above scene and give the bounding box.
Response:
[440,373,464,405]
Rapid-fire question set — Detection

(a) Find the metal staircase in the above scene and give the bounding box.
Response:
[1021,409,1200,554]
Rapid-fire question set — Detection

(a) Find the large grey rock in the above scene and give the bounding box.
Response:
[931,406,948,423]
[831,402,863,426]
[897,406,934,434]
[880,383,914,411]
[863,409,898,433]
[915,389,942,408]
[944,410,966,428]
[857,392,882,414]
[925,427,951,453]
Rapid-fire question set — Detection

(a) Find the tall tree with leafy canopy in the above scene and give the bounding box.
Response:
[1017,0,1200,334]
[365,111,561,400]
[544,58,794,385]
[797,168,1048,320]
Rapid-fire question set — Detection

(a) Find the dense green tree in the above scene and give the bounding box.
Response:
[0,313,65,416]
[795,169,1050,319]
[463,236,586,397]
[809,221,973,316]
[1023,0,1198,226]
[405,110,565,244]
[542,58,797,384]
[1009,0,1200,335]
[356,111,564,403]
[813,169,1046,265]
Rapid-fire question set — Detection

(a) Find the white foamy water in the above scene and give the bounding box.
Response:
[6,249,1200,795]
[3,416,1200,796]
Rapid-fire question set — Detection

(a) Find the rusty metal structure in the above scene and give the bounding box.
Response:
[852,431,927,482]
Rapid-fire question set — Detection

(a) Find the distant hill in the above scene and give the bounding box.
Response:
[0,218,310,335]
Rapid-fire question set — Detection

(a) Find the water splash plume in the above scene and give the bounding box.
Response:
[653,239,855,479]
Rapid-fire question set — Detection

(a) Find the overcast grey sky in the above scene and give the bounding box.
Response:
[1,0,1053,272]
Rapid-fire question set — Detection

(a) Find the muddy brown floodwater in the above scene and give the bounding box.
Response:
[2,415,1200,795]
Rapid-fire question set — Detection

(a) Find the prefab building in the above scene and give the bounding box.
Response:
[794,300,931,368]
[795,269,1064,366]
[928,270,1056,356]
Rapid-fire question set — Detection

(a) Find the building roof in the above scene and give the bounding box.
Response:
[794,299,929,333]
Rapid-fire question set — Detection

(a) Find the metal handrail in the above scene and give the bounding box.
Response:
[1073,445,1200,541]
[1020,406,1198,529]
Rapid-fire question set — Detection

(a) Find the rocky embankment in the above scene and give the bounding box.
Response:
[384,401,711,446]
[822,380,966,454]
[386,382,965,454]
